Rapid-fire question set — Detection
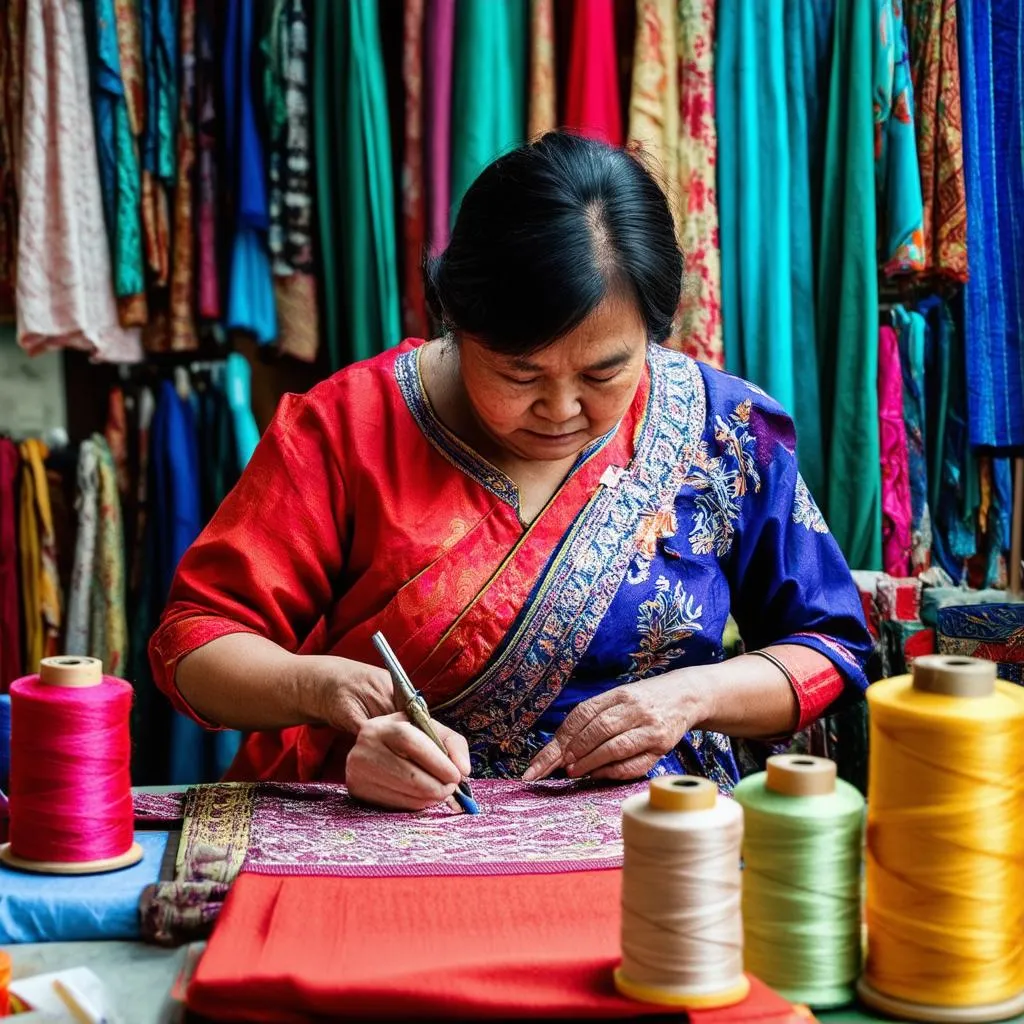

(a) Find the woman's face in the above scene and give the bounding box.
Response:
[458,295,648,463]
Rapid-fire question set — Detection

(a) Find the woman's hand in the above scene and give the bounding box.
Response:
[522,674,706,782]
[345,712,472,811]
[303,655,398,736]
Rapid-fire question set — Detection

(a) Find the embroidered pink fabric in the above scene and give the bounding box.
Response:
[243,779,648,878]
[878,326,912,577]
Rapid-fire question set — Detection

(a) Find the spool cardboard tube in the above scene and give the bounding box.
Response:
[38,657,103,689]
[765,754,837,797]
[911,654,995,698]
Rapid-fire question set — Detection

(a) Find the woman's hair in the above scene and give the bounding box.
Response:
[424,132,681,353]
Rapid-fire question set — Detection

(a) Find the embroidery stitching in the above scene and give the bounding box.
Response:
[793,473,829,533]
[622,575,704,679]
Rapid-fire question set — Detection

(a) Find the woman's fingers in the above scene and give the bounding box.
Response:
[565,728,654,777]
[382,719,463,786]
[588,752,662,781]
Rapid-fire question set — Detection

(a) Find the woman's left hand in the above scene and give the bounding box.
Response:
[522,674,706,782]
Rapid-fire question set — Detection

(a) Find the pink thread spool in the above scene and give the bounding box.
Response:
[0,656,142,875]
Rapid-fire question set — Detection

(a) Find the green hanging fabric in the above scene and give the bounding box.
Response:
[815,0,881,571]
[450,0,527,222]
[312,0,400,369]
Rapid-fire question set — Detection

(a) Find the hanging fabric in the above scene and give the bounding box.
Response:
[224,353,261,470]
[716,0,828,504]
[873,0,925,276]
[958,0,1024,451]
[0,0,26,317]
[424,0,455,256]
[815,0,881,570]
[878,324,912,578]
[528,0,556,138]
[224,0,277,346]
[904,0,968,283]
[628,0,722,366]
[18,439,62,675]
[401,0,430,339]
[139,0,175,291]
[264,0,319,362]
[195,1,222,324]
[86,0,148,327]
[0,438,21,690]
[451,0,528,217]
[313,0,400,367]
[17,0,142,362]
[564,0,621,146]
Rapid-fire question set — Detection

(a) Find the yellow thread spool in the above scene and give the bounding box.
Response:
[859,655,1024,1023]
[615,776,750,1009]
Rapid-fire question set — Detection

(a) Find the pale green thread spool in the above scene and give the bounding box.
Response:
[734,754,865,1009]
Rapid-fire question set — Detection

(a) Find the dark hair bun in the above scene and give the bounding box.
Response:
[424,131,681,353]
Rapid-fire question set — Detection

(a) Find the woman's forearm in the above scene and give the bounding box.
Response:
[175,633,320,731]
[683,651,802,738]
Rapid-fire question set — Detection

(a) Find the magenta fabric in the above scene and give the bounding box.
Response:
[425,0,455,255]
[0,438,20,691]
[878,326,912,578]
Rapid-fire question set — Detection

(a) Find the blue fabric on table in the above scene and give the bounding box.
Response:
[0,831,169,944]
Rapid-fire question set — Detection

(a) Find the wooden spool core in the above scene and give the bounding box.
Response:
[912,654,995,698]
[0,655,143,876]
[765,754,836,797]
[648,775,717,812]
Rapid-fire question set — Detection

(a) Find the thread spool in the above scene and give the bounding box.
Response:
[615,775,749,1009]
[859,655,1024,1023]
[0,656,142,875]
[0,948,9,1016]
[0,692,10,789]
[734,754,865,1009]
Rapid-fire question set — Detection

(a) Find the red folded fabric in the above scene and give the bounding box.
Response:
[188,871,810,1022]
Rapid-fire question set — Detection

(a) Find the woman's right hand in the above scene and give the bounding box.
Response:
[345,712,472,811]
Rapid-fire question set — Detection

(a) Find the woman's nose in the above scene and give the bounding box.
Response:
[534,386,583,425]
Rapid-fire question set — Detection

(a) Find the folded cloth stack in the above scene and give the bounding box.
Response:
[937,604,1024,684]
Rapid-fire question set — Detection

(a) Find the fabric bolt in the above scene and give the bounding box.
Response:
[105,386,131,498]
[195,1,221,323]
[0,832,169,944]
[17,0,142,362]
[400,0,429,340]
[18,440,61,674]
[528,0,556,138]
[958,0,1024,450]
[872,0,925,275]
[0,0,26,316]
[564,0,621,146]
[188,870,806,1023]
[921,587,1023,628]
[424,0,455,256]
[973,456,1012,590]
[264,0,318,362]
[893,306,932,572]
[113,0,143,135]
[150,342,871,788]
[716,0,829,504]
[91,438,128,675]
[0,440,21,690]
[224,0,277,346]
[877,326,912,577]
[876,575,922,622]
[451,0,528,217]
[879,618,932,677]
[65,440,100,659]
[918,295,974,580]
[937,604,1024,685]
[851,569,885,640]
[86,0,148,326]
[904,0,968,282]
[816,0,881,570]
[139,0,175,288]
[673,0,723,366]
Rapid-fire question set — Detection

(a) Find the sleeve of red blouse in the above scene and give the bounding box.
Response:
[148,389,348,723]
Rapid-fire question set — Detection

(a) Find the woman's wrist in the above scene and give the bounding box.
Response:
[287,654,336,728]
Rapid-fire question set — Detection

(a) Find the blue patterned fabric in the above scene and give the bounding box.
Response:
[437,349,872,791]
[937,603,1024,685]
[958,0,1024,451]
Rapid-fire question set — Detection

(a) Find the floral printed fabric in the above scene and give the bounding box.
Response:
[628,0,722,366]
[904,0,968,282]
[873,0,925,275]
[401,0,429,339]
[527,0,556,138]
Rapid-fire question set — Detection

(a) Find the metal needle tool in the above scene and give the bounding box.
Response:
[371,631,480,814]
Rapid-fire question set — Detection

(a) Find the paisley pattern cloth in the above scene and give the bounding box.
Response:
[527,0,556,138]
[0,0,26,316]
[904,0,968,282]
[878,325,912,577]
[873,0,925,275]
[937,604,1024,685]
[17,0,142,362]
[401,0,429,339]
[627,1,723,367]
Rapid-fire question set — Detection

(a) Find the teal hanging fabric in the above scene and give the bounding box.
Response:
[815,0,880,571]
[715,0,828,504]
[312,0,399,368]
[450,0,527,221]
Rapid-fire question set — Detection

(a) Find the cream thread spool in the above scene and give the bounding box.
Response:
[858,654,1024,1024]
[615,775,749,1009]
[0,656,143,875]
[734,754,865,1009]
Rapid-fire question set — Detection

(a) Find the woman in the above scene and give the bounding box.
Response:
[150,132,871,809]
